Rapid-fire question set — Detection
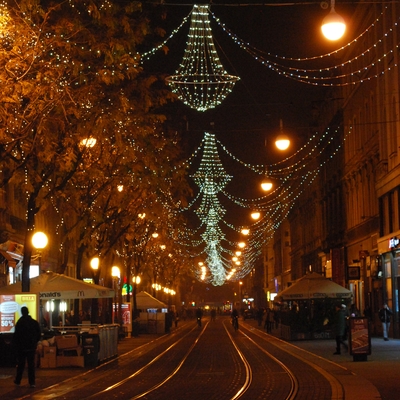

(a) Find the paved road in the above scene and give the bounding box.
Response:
[0,317,399,399]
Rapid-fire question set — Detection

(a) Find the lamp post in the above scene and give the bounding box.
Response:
[90,257,100,323]
[90,257,100,283]
[32,231,48,274]
[111,266,120,324]
[239,281,243,310]
[32,231,48,329]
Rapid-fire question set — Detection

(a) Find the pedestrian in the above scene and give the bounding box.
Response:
[210,308,216,321]
[196,307,203,327]
[273,308,280,329]
[174,311,179,328]
[13,306,41,388]
[333,304,348,355]
[378,303,393,341]
[256,308,264,326]
[264,308,273,333]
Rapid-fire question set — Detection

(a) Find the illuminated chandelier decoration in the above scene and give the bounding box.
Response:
[191,132,232,285]
[180,125,348,286]
[166,4,240,112]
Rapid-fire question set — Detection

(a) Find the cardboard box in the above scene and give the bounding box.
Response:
[41,351,57,368]
[55,335,78,349]
[44,346,57,355]
[56,355,84,368]
[58,346,82,357]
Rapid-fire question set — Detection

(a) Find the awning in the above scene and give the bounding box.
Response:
[0,250,16,267]
[278,272,352,300]
[0,271,115,299]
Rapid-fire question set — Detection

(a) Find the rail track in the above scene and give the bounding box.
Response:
[18,317,342,400]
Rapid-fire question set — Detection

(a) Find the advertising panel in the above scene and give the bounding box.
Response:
[0,294,38,333]
[121,302,131,325]
[349,317,371,359]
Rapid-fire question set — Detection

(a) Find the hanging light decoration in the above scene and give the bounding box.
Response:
[191,131,232,285]
[166,4,240,112]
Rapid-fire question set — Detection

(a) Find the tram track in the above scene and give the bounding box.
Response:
[18,317,345,400]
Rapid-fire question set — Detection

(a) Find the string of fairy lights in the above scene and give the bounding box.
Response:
[179,125,347,285]
[139,3,388,284]
[210,6,400,86]
[142,3,399,103]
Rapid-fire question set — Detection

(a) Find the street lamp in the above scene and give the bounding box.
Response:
[90,257,100,323]
[275,120,290,150]
[90,257,100,284]
[261,128,291,192]
[111,266,120,323]
[239,281,243,309]
[32,231,48,274]
[321,0,346,41]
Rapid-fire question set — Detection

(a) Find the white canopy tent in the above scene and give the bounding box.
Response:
[278,272,352,301]
[0,271,115,300]
[136,291,167,309]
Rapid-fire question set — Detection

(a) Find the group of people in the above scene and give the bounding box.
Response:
[255,307,278,333]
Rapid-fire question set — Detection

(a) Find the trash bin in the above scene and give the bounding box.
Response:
[81,334,100,367]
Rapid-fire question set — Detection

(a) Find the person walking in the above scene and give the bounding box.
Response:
[378,303,393,341]
[210,308,216,321]
[174,311,180,328]
[13,306,41,388]
[333,304,348,355]
[264,308,273,333]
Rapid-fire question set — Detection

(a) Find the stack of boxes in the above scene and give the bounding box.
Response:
[40,334,84,368]
[41,346,57,368]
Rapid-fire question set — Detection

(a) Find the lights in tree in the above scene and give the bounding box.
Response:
[0,1,9,33]
[166,5,239,112]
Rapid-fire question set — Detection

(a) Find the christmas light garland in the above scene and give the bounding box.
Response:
[165,4,239,111]
[180,126,349,284]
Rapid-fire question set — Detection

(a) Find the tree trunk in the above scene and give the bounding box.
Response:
[22,193,37,292]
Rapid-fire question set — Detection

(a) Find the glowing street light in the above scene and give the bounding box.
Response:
[261,178,273,192]
[321,0,346,41]
[32,231,48,274]
[111,266,120,323]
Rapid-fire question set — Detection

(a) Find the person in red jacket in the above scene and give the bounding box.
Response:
[13,306,41,388]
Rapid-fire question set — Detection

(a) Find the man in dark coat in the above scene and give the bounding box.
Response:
[13,306,41,388]
[333,304,348,355]
[378,303,393,341]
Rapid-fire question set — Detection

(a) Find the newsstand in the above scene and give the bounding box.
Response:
[80,333,100,367]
